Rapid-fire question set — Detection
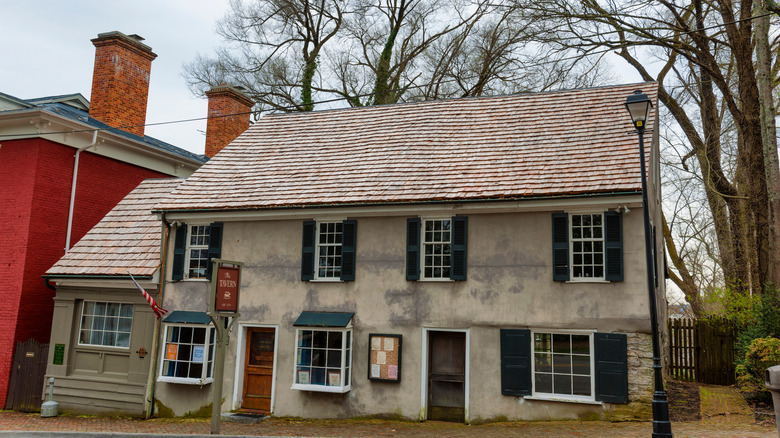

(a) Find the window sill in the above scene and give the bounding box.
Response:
[291,383,350,393]
[418,278,455,282]
[309,279,345,283]
[158,376,213,385]
[524,394,601,405]
[565,279,610,284]
[181,278,209,282]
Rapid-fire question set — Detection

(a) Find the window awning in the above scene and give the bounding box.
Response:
[163,311,211,325]
[294,311,354,327]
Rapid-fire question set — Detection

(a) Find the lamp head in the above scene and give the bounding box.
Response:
[625,90,652,131]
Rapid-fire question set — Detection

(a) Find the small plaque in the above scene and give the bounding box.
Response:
[53,344,65,365]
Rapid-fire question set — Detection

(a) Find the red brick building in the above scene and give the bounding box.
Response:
[0,31,206,409]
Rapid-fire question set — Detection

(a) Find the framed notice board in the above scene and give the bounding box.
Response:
[367,334,402,382]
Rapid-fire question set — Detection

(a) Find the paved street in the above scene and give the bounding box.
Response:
[0,411,776,438]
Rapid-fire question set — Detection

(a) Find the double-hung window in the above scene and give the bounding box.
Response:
[500,329,629,404]
[158,324,216,385]
[406,216,467,281]
[552,212,622,282]
[301,220,357,282]
[292,312,354,393]
[78,301,134,348]
[172,222,223,281]
[186,225,211,279]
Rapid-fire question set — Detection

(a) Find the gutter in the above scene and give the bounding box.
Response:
[65,130,98,253]
[151,190,643,215]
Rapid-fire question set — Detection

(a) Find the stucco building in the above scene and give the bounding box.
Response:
[147,83,666,422]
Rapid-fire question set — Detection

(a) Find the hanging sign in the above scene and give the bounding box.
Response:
[208,259,243,317]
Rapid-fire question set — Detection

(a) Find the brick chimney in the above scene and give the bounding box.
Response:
[89,32,157,137]
[205,85,254,158]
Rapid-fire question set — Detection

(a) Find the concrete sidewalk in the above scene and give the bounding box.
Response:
[0,411,776,438]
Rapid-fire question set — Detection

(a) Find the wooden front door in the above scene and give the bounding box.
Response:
[427,331,466,422]
[241,327,275,412]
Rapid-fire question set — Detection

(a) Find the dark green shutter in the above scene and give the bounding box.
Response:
[205,222,223,280]
[604,212,623,282]
[594,333,629,404]
[340,220,357,282]
[450,216,468,281]
[171,223,187,281]
[500,329,532,396]
[406,218,421,281]
[552,213,569,281]
[301,221,316,281]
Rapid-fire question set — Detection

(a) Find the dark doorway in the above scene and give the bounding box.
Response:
[427,331,466,422]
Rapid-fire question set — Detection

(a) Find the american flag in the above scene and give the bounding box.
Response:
[129,273,168,318]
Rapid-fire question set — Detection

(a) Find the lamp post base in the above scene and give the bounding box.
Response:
[652,394,673,437]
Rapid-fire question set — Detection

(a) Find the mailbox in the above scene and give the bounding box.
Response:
[764,365,780,438]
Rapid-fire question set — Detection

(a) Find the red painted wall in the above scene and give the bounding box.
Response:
[0,137,167,407]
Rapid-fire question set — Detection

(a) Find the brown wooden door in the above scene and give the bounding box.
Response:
[427,331,465,422]
[241,328,275,412]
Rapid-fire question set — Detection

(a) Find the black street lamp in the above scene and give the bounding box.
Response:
[625,89,673,437]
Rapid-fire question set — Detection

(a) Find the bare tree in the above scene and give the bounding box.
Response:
[514,0,780,311]
[184,0,346,111]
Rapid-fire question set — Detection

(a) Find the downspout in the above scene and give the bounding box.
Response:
[145,212,172,419]
[65,130,98,253]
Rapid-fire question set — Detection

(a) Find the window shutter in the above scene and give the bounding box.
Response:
[340,220,357,282]
[450,216,468,281]
[552,213,569,281]
[205,222,223,280]
[594,332,629,404]
[171,223,187,281]
[301,221,316,281]
[406,218,421,281]
[500,329,532,396]
[604,212,623,282]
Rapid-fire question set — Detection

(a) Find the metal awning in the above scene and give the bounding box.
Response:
[163,310,211,325]
[293,311,354,327]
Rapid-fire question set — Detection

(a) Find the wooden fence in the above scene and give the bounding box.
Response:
[667,318,735,385]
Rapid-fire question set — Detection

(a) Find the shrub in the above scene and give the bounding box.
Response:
[735,337,780,400]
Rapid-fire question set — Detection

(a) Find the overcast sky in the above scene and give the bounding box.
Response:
[1,1,231,155]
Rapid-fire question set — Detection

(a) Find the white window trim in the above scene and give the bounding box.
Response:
[291,326,352,393]
[530,328,596,403]
[77,301,134,350]
[183,223,210,280]
[232,324,279,412]
[313,220,345,282]
[567,212,606,283]
[420,217,454,282]
[157,323,215,385]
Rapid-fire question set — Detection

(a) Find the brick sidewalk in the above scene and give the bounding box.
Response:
[0,411,776,438]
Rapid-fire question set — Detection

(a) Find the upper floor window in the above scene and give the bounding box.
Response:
[301,220,357,282]
[552,212,622,282]
[78,301,134,348]
[407,217,467,281]
[187,225,211,279]
[570,214,604,279]
[423,219,452,279]
[172,222,223,281]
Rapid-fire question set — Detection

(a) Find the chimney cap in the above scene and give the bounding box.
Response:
[206,85,254,107]
[92,31,156,59]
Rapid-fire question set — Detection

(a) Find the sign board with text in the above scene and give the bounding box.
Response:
[208,259,243,317]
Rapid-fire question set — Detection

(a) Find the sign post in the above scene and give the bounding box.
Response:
[207,259,243,435]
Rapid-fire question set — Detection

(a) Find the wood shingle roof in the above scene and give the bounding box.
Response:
[47,178,181,277]
[155,83,657,213]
